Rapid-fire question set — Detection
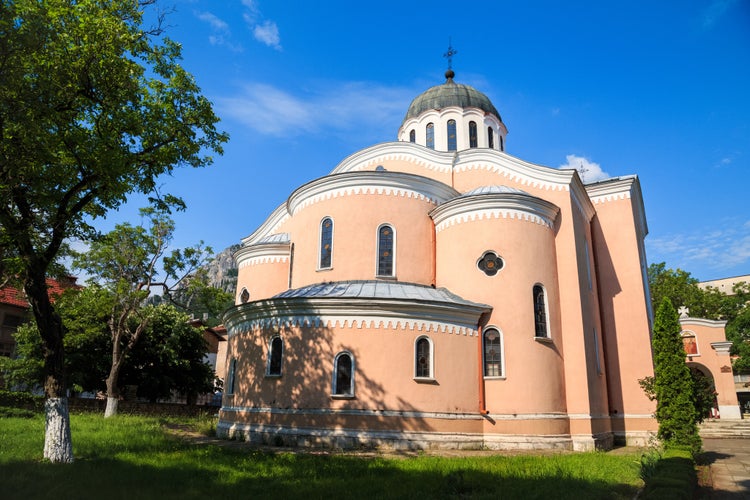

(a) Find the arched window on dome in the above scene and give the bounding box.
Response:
[500,136,504,152]
[469,121,478,148]
[319,217,333,269]
[483,328,504,377]
[332,351,354,397]
[414,336,433,379]
[267,336,283,377]
[426,123,435,149]
[377,224,395,277]
[409,129,416,143]
[488,127,494,149]
[447,119,457,151]
[533,284,550,339]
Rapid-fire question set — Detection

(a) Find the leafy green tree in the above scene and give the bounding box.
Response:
[0,0,226,461]
[651,297,701,453]
[73,205,223,417]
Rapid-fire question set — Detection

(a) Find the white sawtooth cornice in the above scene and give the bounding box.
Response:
[287,171,459,215]
[240,202,290,246]
[430,191,560,233]
[330,141,456,175]
[586,175,648,238]
[234,241,291,269]
[223,295,490,338]
[680,317,728,328]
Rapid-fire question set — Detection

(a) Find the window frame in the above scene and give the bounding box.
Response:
[318,216,334,270]
[487,127,494,149]
[469,121,478,148]
[332,351,355,398]
[409,129,416,143]
[376,223,396,278]
[414,335,435,381]
[447,119,457,151]
[227,358,238,395]
[533,284,552,341]
[483,327,505,379]
[426,122,435,149]
[266,335,283,377]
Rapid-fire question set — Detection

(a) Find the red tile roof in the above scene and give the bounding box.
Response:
[0,277,79,309]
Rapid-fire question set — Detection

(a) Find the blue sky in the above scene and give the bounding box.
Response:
[101,0,750,282]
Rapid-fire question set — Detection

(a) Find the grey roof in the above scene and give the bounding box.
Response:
[461,185,529,197]
[402,78,501,124]
[274,280,488,308]
[256,233,290,245]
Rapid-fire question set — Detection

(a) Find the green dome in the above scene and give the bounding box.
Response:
[402,72,501,124]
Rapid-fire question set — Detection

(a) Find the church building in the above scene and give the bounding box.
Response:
[217,67,661,451]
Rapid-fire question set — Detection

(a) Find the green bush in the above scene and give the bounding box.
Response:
[0,390,44,410]
[641,447,696,499]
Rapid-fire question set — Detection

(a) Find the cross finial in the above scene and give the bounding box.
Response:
[578,162,589,182]
[443,37,457,70]
[678,306,689,318]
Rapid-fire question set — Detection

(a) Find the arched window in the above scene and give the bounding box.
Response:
[533,285,550,338]
[426,123,435,149]
[267,336,283,376]
[240,288,250,304]
[447,119,457,151]
[499,136,504,152]
[332,352,354,396]
[319,217,333,269]
[415,336,433,379]
[409,129,416,143]
[469,121,478,148]
[227,358,238,395]
[483,328,504,377]
[377,224,395,277]
[488,127,494,149]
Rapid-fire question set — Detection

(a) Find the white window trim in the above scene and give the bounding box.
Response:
[331,351,356,398]
[681,330,701,357]
[533,283,552,341]
[413,335,435,382]
[483,326,506,379]
[318,216,334,271]
[375,223,396,278]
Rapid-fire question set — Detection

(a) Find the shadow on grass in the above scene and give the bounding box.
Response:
[2,446,640,500]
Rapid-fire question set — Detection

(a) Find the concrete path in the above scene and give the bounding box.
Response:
[702,439,750,498]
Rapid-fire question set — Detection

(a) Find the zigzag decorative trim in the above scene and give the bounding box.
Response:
[454,162,570,192]
[590,191,631,204]
[435,209,553,233]
[358,153,452,173]
[237,255,289,268]
[292,185,438,214]
[230,316,478,337]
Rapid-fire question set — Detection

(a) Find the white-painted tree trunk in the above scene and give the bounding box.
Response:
[43,397,74,463]
[104,396,119,418]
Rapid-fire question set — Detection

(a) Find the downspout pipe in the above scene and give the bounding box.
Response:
[477,324,489,415]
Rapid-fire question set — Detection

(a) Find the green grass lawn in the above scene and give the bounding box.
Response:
[0,412,644,499]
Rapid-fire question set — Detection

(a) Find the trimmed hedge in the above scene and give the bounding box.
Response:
[0,390,44,411]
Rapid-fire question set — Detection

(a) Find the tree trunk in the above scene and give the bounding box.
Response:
[44,398,73,463]
[104,396,119,418]
[24,268,74,463]
[104,350,123,418]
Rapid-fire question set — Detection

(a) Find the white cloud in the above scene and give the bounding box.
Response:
[215,81,412,138]
[253,20,281,50]
[195,11,243,52]
[702,0,739,29]
[196,11,229,32]
[558,154,609,183]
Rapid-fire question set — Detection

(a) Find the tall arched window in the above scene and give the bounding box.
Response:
[319,217,333,269]
[499,136,504,152]
[332,352,354,396]
[533,285,550,338]
[409,129,416,143]
[447,119,457,151]
[415,336,433,378]
[483,328,503,377]
[469,121,478,148]
[377,224,395,277]
[227,358,237,395]
[426,123,435,149]
[487,127,494,149]
[267,336,283,376]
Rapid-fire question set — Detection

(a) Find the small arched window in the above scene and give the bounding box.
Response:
[377,224,395,277]
[426,123,435,149]
[240,288,250,304]
[488,127,494,149]
[415,336,433,379]
[332,352,354,396]
[227,358,238,395]
[447,119,457,151]
[499,135,504,152]
[533,285,550,338]
[267,336,283,376]
[469,121,478,148]
[319,217,333,269]
[483,328,504,377]
[409,129,416,143]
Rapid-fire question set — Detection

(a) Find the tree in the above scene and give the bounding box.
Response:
[0,0,227,462]
[73,205,222,417]
[651,297,701,452]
